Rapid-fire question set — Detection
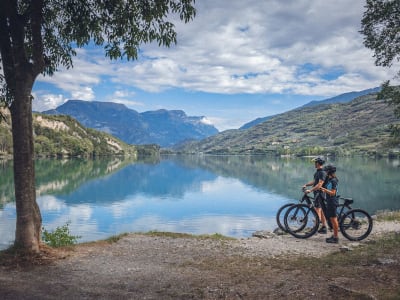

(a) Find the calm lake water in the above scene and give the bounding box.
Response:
[0,155,399,249]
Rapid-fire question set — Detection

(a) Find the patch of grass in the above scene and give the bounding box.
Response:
[142,231,234,240]
[284,232,400,271]
[198,233,235,240]
[375,210,400,222]
[143,231,195,238]
[104,233,129,243]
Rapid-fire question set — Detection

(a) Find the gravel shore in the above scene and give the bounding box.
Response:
[1,220,399,299]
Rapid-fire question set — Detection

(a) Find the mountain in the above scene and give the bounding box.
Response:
[240,116,272,130]
[176,92,399,157]
[239,87,381,130]
[43,100,219,147]
[301,87,381,108]
[0,107,159,158]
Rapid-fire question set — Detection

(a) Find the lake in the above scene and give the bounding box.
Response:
[1,155,399,249]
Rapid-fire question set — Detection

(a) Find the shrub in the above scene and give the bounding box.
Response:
[42,222,81,247]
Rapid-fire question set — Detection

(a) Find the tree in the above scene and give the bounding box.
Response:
[0,0,196,253]
[360,0,400,121]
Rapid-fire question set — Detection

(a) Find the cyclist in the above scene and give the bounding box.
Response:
[303,157,328,234]
[320,164,339,243]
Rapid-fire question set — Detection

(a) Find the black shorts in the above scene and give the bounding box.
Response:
[326,197,339,218]
[313,193,325,208]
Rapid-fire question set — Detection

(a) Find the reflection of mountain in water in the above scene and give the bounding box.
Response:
[2,156,399,212]
[0,157,147,207]
[169,155,311,199]
[171,155,400,212]
[56,160,216,204]
[35,157,141,196]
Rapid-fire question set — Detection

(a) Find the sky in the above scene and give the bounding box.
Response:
[31,0,399,131]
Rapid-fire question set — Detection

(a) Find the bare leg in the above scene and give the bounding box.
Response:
[315,208,327,227]
[330,217,339,238]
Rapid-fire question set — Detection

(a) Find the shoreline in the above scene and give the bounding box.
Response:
[1,219,399,299]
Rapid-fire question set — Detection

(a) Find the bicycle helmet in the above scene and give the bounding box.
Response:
[312,157,325,165]
[324,164,336,174]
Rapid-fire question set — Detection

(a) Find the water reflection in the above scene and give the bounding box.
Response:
[0,155,399,249]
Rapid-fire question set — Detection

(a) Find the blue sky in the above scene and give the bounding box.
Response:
[32,0,398,131]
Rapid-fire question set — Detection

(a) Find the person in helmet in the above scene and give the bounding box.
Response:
[303,157,328,234]
[320,164,339,243]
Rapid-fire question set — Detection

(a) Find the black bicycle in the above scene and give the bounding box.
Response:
[275,188,337,233]
[275,192,311,232]
[283,189,373,241]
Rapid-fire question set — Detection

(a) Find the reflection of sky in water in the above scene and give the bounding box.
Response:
[0,176,289,249]
[2,156,399,250]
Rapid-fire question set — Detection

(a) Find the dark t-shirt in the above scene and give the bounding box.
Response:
[313,169,327,188]
[325,177,338,201]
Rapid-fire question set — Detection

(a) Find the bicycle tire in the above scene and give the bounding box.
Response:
[284,204,320,239]
[276,203,294,232]
[339,208,373,241]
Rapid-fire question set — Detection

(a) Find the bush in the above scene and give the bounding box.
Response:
[42,222,81,247]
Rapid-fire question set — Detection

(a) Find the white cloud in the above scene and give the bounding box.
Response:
[32,92,67,111]
[122,0,393,96]
[32,0,398,128]
[200,117,213,126]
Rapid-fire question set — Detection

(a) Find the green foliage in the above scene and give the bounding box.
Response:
[42,222,81,248]
[361,1,400,126]
[378,83,400,141]
[360,0,400,72]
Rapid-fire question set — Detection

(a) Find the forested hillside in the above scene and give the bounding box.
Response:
[0,108,159,158]
[176,94,400,157]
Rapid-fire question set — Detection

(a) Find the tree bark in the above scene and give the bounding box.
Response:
[9,85,42,253]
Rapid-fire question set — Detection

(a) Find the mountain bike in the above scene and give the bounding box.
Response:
[283,188,373,241]
[275,190,315,232]
[276,187,341,233]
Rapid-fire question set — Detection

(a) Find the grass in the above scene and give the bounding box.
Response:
[142,231,235,240]
[104,233,129,243]
[375,210,400,222]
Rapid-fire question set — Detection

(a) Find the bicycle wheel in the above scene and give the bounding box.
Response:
[339,209,373,241]
[284,204,320,239]
[276,203,294,232]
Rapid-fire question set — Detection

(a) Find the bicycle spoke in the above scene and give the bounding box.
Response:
[276,203,294,232]
[284,204,320,239]
[340,209,373,241]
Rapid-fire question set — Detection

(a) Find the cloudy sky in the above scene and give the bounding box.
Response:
[32,0,398,131]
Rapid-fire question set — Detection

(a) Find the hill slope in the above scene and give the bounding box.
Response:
[0,108,159,158]
[43,100,219,147]
[176,94,400,157]
[240,87,381,130]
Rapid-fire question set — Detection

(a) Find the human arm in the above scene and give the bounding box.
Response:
[302,180,315,188]
[305,179,324,194]
[320,186,336,196]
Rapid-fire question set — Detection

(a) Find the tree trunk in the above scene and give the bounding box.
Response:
[9,86,42,253]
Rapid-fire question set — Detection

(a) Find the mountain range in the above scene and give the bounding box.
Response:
[176,92,399,157]
[239,87,381,130]
[33,86,400,157]
[43,100,219,147]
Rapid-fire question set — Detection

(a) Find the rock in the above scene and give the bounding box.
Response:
[339,246,352,252]
[273,227,287,235]
[252,231,276,239]
[377,258,397,265]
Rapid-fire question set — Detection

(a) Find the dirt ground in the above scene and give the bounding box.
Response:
[0,221,399,300]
